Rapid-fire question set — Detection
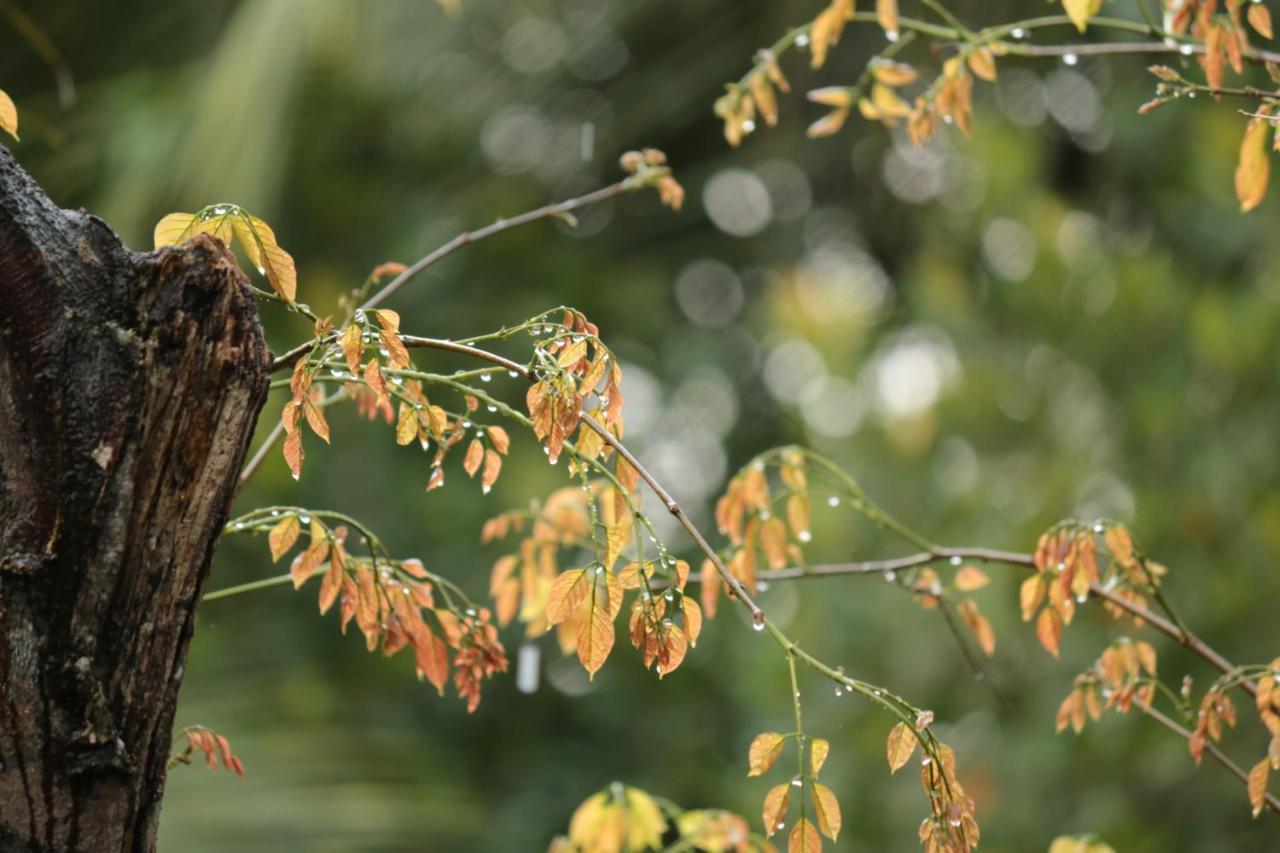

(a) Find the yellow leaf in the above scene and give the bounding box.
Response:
[0,88,17,140]
[1249,758,1270,817]
[966,47,997,82]
[395,403,418,445]
[153,213,199,249]
[762,783,790,837]
[546,568,590,625]
[624,788,667,850]
[748,731,787,777]
[1236,116,1272,213]
[811,783,841,841]
[759,516,789,569]
[244,215,297,301]
[786,493,810,542]
[576,598,615,677]
[482,449,502,492]
[372,309,401,332]
[268,515,300,562]
[886,721,916,773]
[681,596,702,646]
[603,511,633,571]
[1020,573,1045,621]
[810,737,830,776]
[1250,3,1274,40]
[788,816,822,853]
[557,339,588,367]
[340,323,363,375]
[876,0,898,37]
[807,107,849,139]
[953,566,989,591]
[1062,0,1101,32]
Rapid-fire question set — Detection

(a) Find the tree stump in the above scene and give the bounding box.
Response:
[0,143,269,851]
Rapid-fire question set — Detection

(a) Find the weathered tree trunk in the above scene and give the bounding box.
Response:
[0,144,269,851]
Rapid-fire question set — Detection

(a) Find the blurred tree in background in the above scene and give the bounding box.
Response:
[2,0,1280,850]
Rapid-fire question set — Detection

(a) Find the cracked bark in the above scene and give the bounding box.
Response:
[0,144,269,851]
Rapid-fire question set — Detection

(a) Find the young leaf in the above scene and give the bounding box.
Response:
[1036,606,1063,657]
[1250,758,1271,817]
[546,568,590,625]
[875,0,898,37]
[487,425,511,454]
[886,721,916,773]
[953,566,989,591]
[268,515,300,562]
[680,597,702,647]
[0,88,17,140]
[1250,3,1274,40]
[788,816,822,853]
[576,600,615,678]
[464,439,484,477]
[1236,116,1272,213]
[1062,0,1101,32]
[762,783,790,837]
[748,731,787,777]
[810,737,830,776]
[811,783,841,841]
[153,213,200,249]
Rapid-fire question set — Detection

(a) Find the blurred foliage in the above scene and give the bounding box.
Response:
[3,0,1280,850]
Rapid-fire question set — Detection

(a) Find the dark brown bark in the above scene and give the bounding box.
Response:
[0,144,269,851]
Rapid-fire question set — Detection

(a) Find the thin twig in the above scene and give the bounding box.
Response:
[359,181,628,311]
[1141,703,1280,814]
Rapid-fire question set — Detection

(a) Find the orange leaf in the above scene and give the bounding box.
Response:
[1250,3,1274,39]
[576,600,615,678]
[1036,607,1062,657]
[788,816,822,853]
[1019,574,1045,621]
[748,732,787,777]
[268,515,300,562]
[953,566,989,592]
[762,783,790,837]
[546,568,590,625]
[487,425,511,454]
[680,597,702,647]
[464,439,484,477]
[1249,758,1270,817]
[318,553,343,615]
[886,722,916,773]
[1236,115,1272,213]
[811,783,841,841]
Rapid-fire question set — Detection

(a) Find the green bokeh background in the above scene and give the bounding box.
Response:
[3,1,1279,849]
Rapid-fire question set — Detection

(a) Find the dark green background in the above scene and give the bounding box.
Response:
[3,1,1278,849]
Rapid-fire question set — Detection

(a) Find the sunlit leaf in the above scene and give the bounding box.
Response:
[748,731,787,777]
[1250,3,1274,39]
[810,737,830,776]
[762,783,790,837]
[0,88,17,140]
[546,568,590,625]
[576,598,615,677]
[788,816,821,853]
[1249,758,1270,817]
[886,721,916,773]
[1236,115,1272,213]
[268,515,300,562]
[153,213,200,249]
[953,566,989,591]
[811,783,841,841]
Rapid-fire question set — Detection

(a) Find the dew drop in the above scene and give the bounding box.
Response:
[798,530,812,543]
[742,119,756,133]
[791,778,802,787]
[795,33,810,47]
[885,29,900,42]
[1179,43,1194,56]
[752,613,766,632]
[482,485,492,495]
[507,370,520,378]
[1010,27,1026,38]
[1093,522,1105,533]
[835,686,844,697]
[1062,52,1078,66]
[827,495,840,507]
[299,514,311,525]
[949,555,962,566]
[921,757,932,766]
[757,580,770,592]
[480,374,492,383]
[270,510,281,517]
[884,571,897,582]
